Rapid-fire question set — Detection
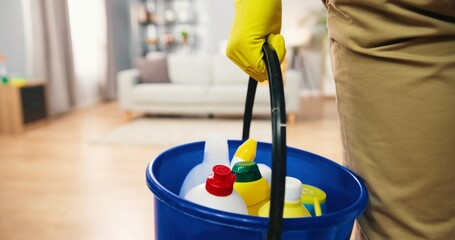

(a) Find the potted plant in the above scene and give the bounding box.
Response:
[180,31,189,45]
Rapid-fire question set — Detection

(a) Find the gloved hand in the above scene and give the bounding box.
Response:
[226,0,286,82]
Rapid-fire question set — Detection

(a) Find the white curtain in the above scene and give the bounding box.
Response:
[23,0,112,114]
[23,0,76,115]
[104,0,119,100]
[68,0,108,107]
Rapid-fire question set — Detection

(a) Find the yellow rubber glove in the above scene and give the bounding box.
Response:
[226,0,286,82]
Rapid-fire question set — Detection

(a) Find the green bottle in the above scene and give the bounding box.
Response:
[0,55,8,84]
[1,75,8,84]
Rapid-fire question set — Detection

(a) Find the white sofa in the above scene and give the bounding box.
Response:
[117,54,301,122]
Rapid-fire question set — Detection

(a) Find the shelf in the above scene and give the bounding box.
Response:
[0,82,50,133]
[133,0,197,55]
[139,21,158,26]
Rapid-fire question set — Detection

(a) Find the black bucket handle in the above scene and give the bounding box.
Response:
[242,44,287,240]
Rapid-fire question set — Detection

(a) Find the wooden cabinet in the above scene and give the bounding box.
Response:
[0,82,49,133]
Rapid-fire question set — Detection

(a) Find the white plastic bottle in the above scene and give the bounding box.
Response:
[229,138,272,187]
[179,135,230,197]
[184,165,248,215]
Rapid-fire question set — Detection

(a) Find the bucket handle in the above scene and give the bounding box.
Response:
[242,44,287,240]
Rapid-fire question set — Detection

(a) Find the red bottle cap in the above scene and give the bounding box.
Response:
[205,165,236,196]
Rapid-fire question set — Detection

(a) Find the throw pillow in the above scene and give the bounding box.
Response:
[135,56,170,83]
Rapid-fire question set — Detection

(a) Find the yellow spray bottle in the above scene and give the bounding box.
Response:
[230,139,272,186]
[232,161,270,216]
[230,139,257,167]
[258,177,311,218]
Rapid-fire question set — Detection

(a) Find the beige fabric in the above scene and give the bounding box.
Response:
[326,0,455,239]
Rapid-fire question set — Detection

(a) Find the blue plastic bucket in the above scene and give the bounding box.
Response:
[146,140,368,239]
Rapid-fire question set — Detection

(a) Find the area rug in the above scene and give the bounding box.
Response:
[93,117,272,147]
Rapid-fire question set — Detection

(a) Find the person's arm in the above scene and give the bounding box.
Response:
[226,0,286,82]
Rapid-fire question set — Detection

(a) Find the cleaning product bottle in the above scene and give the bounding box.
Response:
[0,54,8,84]
[258,176,312,218]
[179,134,230,197]
[232,161,270,216]
[229,138,272,187]
[230,138,257,167]
[184,165,248,215]
[301,184,327,216]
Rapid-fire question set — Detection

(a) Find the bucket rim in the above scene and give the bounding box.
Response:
[146,140,369,230]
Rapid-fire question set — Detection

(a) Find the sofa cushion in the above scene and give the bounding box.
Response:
[167,54,211,85]
[131,84,208,103]
[211,55,249,85]
[135,56,170,83]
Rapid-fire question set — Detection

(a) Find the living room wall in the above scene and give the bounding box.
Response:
[0,0,134,79]
[1,0,333,105]
[0,0,327,76]
[108,0,135,72]
[125,0,332,96]
[0,0,27,76]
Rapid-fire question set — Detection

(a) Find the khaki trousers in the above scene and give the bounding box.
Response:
[326,0,455,239]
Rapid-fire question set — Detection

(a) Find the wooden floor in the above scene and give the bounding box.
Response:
[0,97,342,240]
